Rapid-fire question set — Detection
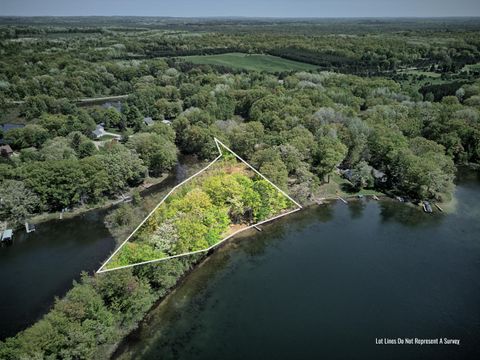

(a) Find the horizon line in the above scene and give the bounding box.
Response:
[1,15,480,19]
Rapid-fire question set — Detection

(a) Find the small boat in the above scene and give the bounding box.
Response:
[423,201,433,213]
[396,196,405,202]
[1,229,13,242]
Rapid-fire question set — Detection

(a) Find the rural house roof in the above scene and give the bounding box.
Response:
[102,101,122,112]
[372,169,386,179]
[92,129,103,138]
[0,144,13,156]
[92,124,105,138]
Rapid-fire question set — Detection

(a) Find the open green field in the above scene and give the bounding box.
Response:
[463,62,480,72]
[398,69,442,78]
[180,52,319,72]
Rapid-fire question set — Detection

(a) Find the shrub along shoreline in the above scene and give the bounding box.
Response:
[104,154,295,270]
[0,205,205,360]
[0,155,297,360]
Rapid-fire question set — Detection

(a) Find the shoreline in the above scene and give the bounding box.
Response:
[1,171,465,354]
[109,220,283,359]
[20,174,170,229]
[107,189,463,358]
[106,197,348,359]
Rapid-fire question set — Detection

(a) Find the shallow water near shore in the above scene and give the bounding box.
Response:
[114,170,480,360]
[0,210,115,339]
[0,156,196,340]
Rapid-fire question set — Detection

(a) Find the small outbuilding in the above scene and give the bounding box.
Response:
[342,169,353,181]
[372,168,387,183]
[0,144,13,157]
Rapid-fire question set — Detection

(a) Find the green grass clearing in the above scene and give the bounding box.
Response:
[98,135,117,141]
[316,173,384,199]
[180,52,318,72]
[462,63,480,72]
[399,69,442,78]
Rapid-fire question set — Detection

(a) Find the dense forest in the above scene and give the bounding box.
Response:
[0,17,480,359]
[105,153,295,270]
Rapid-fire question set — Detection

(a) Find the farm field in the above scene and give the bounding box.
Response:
[180,52,319,72]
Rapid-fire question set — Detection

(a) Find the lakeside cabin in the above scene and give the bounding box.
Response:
[0,144,14,158]
[341,167,387,185]
[92,124,106,139]
[1,229,13,243]
[102,101,122,112]
[372,169,387,184]
[143,117,154,126]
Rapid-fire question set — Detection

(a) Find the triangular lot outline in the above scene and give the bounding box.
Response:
[97,138,302,273]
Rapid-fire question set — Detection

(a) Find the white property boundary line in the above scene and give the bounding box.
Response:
[97,137,302,274]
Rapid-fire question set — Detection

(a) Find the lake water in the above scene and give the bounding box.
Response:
[115,170,480,360]
[0,156,194,340]
[0,210,115,339]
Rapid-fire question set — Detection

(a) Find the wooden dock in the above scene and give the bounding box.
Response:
[253,225,262,232]
[337,196,348,204]
[25,222,36,233]
[372,195,380,201]
[434,203,444,212]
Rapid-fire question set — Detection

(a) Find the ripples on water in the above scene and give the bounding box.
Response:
[115,171,480,360]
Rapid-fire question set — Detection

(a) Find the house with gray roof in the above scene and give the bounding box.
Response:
[143,117,154,126]
[92,124,105,139]
[0,144,13,157]
[102,101,122,112]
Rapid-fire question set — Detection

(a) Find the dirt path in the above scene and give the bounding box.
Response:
[9,94,130,105]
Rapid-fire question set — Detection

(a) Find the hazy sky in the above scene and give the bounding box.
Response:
[0,0,479,17]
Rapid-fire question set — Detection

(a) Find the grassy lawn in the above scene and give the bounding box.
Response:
[316,173,384,199]
[399,69,442,78]
[0,108,25,125]
[104,127,123,134]
[180,52,318,72]
[98,134,117,140]
[463,62,480,72]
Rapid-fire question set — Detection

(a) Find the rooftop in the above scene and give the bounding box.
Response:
[0,144,13,154]
[2,229,13,241]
